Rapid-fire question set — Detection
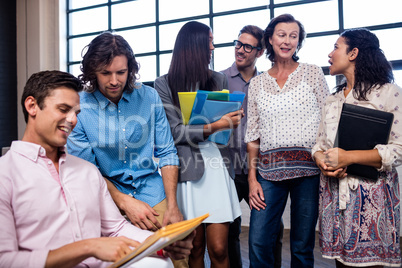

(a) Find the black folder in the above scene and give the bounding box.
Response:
[334,103,394,181]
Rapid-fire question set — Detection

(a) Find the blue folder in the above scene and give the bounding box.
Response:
[189,91,245,145]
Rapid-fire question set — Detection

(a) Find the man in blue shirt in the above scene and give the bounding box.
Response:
[67,32,182,234]
[221,25,283,268]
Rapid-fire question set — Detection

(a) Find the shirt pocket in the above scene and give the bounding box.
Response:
[126,117,149,146]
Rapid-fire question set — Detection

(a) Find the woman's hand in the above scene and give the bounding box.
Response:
[247,140,265,210]
[323,148,349,170]
[203,109,243,137]
[248,178,266,211]
[314,150,347,179]
[219,109,243,129]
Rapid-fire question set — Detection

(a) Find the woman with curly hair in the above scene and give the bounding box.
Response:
[312,28,402,267]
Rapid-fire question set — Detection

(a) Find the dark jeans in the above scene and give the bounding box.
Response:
[249,173,319,268]
[228,172,283,268]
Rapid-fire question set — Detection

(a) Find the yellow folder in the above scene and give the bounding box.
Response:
[178,92,197,125]
[109,213,209,268]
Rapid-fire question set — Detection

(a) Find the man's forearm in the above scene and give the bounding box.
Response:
[160,165,183,225]
[160,165,179,208]
[45,240,93,268]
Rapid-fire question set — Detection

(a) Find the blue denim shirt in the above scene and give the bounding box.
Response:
[67,83,179,207]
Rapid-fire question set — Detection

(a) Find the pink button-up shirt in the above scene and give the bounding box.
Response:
[0,141,152,267]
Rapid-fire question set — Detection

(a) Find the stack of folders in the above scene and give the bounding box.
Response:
[335,103,394,181]
[109,213,209,268]
[178,90,246,145]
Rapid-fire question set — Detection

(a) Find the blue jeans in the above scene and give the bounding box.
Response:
[228,172,283,268]
[249,173,319,268]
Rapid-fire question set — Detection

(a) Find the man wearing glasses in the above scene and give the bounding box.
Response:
[221,25,283,268]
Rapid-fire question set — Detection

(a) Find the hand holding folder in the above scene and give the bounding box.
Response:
[178,90,245,145]
[335,103,394,181]
[109,213,209,268]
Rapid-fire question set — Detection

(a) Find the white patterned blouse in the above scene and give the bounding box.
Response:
[245,62,330,181]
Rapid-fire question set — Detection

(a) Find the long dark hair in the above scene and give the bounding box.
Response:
[167,21,217,107]
[80,32,139,92]
[334,28,394,100]
[264,14,306,62]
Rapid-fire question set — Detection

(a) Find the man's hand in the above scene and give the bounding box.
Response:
[121,197,162,231]
[45,236,140,268]
[163,230,195,260]
[162,205,183,227]
[104,178,162,231]
[90,236,140,262]
[160,165,183,226]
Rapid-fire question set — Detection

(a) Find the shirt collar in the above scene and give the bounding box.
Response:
[93,90,113,110]
[92,89,130,109]
[228,62,259,80]
[227,62,241,78]
[10,141,66,163]
[121,89,132,102]
[92,85,143,109]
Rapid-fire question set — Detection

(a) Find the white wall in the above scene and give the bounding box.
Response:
[16,0,61,139]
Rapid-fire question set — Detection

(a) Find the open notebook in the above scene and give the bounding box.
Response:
[109,213,209,268]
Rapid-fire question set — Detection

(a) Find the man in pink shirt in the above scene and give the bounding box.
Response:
[0,70,193,267]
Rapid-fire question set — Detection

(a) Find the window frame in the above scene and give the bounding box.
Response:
[66,0,402,85]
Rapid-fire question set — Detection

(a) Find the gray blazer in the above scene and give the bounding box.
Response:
[154,71,235,182]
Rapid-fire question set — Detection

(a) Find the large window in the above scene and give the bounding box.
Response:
[66,0,402,89]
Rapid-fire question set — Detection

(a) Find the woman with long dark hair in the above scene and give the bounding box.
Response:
[155,21,242,267]
[313,28,402,267]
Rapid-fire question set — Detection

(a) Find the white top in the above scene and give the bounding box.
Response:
[245,63,329,152]
[312,83,402,209]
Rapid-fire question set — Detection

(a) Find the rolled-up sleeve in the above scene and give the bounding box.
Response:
[375,84,402,171]
[312,105,330,159]
[152,90,180,168]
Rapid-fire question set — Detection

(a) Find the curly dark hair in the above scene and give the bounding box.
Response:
[21,70,82,123]
[263,14,306,62]
[334,28,394,100]
[80,32,139,92]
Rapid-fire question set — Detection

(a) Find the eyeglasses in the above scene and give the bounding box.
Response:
[233,40,261,53]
